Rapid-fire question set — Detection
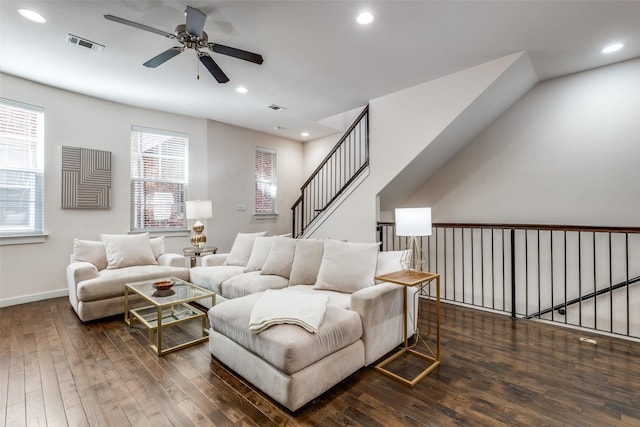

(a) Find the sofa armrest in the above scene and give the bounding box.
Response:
[202,253,228,266]
[157,253,186,267]
[66,261,99,309]
[350,283,419,366]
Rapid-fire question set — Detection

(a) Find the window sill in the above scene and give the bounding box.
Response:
[254,213,278,220]
[130,229,190,237]
[0,233,49,246]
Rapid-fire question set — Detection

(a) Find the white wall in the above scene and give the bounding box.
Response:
[404,58,640,227]
[302,133,340,177]
[0,74,304,306]
[206,120,303,251]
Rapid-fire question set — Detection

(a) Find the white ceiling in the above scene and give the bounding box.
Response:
[1,1,639,142]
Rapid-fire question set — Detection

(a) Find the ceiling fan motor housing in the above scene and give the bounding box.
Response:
[174,24,209,49]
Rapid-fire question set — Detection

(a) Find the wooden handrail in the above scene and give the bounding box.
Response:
[299,105,369,190]
[378,222,640,234]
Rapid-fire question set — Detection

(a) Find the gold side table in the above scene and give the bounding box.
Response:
[183,246,217,267]
[373,270,440,387]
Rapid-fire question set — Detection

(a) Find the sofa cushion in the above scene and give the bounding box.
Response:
[101,233,157,269]
[260,236,296,278]
[72,239,108,271]
[150,236,165,259]
[288,239,324,286]
[209,291,363,375]
[189,265,246,295]
[224,232,268,267]
[244,236,274,272]
[375,250,407,280]
[76,265,189,302]
[221,271,288,299]
[313,240,379,293]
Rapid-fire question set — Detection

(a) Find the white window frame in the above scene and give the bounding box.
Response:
[0,98,45,243]
[254,147,277,216]
[130,125,188,232]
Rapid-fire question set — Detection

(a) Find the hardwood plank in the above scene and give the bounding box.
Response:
[2,296,640,426]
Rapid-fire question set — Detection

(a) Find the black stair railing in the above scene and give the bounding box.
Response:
[292,106,369,237]
[378,222,640,340]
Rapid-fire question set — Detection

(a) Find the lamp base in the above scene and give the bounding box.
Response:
[190,221,207,249]
[400,236,427,272]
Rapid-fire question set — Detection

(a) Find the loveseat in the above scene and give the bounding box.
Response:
[66,233,189,322]
[189,233,417,411]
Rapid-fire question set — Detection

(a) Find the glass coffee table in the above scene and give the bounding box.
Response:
[124,277,215,356]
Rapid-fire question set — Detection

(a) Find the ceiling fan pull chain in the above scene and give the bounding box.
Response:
[197,57,200,80]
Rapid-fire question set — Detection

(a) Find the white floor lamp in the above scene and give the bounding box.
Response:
[395,207,432,272]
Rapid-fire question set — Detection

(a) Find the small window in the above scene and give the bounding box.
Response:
[130,126,188,231]
[255,147,277,215]
[0,98,44,236]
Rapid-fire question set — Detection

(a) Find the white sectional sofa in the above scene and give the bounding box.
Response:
[66,233,189,322]
[189,233,417,411]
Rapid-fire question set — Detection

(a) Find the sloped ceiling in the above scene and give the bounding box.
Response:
[377,52,539,211]
[1,1,639,142]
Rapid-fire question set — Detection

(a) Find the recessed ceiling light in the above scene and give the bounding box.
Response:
[236,87,248,94]
[602,43,624,54]
[301,132,310,137]
[18,8,46,23]
[356,12,374,25]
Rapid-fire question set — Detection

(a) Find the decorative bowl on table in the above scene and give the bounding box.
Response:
[152,289,175,298]
[152,280,175,291]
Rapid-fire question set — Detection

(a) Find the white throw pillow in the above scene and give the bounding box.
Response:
[224,232,268,266]
[150,236,165,259]
[313,240,379,293]
[100,233,157,269]
[244,236,274,272]
[72,239,108,271]
[260,236,297,278]
[375,250,409,280]
[289,239,325,286]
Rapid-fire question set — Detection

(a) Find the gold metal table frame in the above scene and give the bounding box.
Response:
[373,270,440,387]
[124,277,216,356]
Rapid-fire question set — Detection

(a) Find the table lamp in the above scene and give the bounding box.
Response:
[395,207,432,272]
[186,200,212,249]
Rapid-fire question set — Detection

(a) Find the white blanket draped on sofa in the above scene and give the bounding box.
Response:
[248,288,329,333]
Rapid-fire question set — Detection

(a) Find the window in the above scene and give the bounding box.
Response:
[0,98,44,237]
[130,126,188,231]
[255,147,277,215]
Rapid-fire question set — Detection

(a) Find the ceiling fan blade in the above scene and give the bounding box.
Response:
[199,54,229,83]
[209,43,264,64]
[104,14,173,38]
[186,6,207,37]
[143,48,183,68]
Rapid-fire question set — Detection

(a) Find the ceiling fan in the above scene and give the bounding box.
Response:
[104,6,263,83]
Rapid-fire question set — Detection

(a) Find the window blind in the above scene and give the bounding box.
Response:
[130,125,188,231]
[0,98,44,236]
[255,147,277,214]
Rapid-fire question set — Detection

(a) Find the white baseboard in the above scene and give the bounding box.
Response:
[0,288,68,308]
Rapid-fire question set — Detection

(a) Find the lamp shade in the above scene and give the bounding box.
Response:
[186,200,212,219]
[395,207,432,236]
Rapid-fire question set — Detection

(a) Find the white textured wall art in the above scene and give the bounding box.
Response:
[61,146,111,209]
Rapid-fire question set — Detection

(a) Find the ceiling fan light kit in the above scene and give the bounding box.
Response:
[104,5,263,83]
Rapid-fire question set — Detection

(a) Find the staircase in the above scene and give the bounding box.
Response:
[292,106,369,237]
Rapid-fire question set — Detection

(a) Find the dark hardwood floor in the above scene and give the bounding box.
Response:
[2,296,640,426]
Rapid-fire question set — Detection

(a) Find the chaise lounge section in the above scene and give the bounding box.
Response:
[191,234,416,411]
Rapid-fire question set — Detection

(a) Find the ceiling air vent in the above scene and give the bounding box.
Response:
[67,34,104,52]
[268,104,287,111]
